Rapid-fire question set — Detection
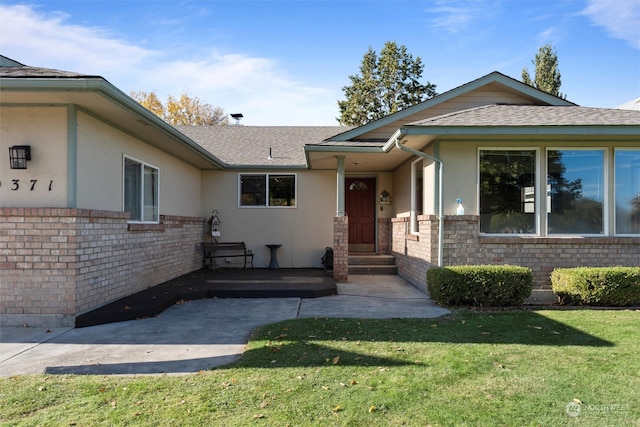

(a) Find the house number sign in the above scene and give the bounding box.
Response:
[0,179,54,191]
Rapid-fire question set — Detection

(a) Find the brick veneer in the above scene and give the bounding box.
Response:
[332,216,349,282]
[392,215,640,292]
[378,218,391,255]
[0,208,204,327]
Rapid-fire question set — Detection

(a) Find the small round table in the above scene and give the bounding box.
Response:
[265,244,282,269]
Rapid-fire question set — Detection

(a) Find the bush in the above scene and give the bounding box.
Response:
[551,267,640,306]
[427,265,532,307]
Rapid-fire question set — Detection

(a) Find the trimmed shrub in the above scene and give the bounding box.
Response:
[551,267,640,306]
[427,265,533,307]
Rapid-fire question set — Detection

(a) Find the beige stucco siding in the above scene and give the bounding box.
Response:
[0,106,68,207]
[76,111,202,217]
[201,170,335,267]
[376,172,394,219]
[392,160,412,218]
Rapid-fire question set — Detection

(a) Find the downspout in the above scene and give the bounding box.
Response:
[394,130,444,267]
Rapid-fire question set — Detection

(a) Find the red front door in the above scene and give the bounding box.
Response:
[345,177,375,252]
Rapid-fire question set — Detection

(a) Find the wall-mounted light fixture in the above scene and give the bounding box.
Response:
[379,190,391,205]
[9,145,31,169]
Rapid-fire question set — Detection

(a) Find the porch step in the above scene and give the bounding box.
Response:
[348,254,398,275]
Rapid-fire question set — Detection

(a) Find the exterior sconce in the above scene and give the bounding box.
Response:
[9,145,31,169]
[379,190,391,205]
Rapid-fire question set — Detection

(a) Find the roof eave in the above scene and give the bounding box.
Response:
[223,164,309,170]
[1,77,227,169]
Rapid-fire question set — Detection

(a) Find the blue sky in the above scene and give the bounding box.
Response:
[1,0,639,125]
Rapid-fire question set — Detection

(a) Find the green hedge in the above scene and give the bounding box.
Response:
[551,267,640,306]
[427,265,533,307]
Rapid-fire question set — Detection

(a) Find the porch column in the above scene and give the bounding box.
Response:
[333,155,348,282]
[336,155,345,216]
[333,215,349,282]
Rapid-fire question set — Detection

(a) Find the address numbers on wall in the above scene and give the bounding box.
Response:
[0,179,54,191]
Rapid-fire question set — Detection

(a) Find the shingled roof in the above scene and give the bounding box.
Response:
[408,104,640,127]
[0,55,96,78]
[176,125,350,168]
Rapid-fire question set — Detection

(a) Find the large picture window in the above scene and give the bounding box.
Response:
[547,149,604,235]
[239,173,296,207]
[124,157,159,222]
[479,150,537,234]
[615,149,640,235]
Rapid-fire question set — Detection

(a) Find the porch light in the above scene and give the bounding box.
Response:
[9,145,31,169]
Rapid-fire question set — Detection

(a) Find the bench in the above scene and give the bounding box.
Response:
[201,242,254,270]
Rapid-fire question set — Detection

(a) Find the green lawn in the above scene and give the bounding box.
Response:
[1,310,639,426]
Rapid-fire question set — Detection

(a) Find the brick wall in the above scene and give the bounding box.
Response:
[0,208,204,327]
[378,218,391,254]
[392,214,640,291]
[333,216,348,282]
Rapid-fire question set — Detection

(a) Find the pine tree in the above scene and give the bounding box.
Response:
[338,41,437,126]
[522,43,565,99]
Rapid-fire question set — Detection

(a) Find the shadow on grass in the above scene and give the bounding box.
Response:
[229,310,614,369]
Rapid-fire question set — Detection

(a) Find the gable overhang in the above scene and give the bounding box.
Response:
[329,72,576,142]
[0,77,226,169]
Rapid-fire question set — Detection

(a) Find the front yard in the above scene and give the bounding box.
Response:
[1,310,638,426]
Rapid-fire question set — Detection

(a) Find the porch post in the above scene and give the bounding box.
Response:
[333,155,348,282]
[336,155,345,216]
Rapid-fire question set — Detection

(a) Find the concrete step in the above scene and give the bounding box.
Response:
[349,264,399,275]
[348,254,396,266]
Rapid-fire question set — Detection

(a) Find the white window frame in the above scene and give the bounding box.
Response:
[238,173,297,208]
[123,155,160,223]
[546,147,607,236]
[478,147,540,236]
[410,158,423,234]
[614,148,640,236]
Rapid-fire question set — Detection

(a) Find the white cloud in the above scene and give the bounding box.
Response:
[426,0,500,34]
[0,4,339,125]
[582,0,640,49]
[0,5,156,75]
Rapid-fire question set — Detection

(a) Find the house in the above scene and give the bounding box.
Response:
[2,55,639,327]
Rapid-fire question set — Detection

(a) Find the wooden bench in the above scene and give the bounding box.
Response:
[201,242,254,270]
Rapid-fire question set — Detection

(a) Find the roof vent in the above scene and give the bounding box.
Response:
[230,113,244,125]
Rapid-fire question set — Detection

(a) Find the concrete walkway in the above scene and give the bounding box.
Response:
[0,276,449,376]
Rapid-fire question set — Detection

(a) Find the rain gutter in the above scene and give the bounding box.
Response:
[391,128,444,267]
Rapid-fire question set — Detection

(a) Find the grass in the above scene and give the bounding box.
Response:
[1,309,639,426]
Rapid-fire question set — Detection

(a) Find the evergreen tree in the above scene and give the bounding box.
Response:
[338,41,436,126]
[522,43,565,98]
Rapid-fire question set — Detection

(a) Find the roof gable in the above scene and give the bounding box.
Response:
[329,71,575,142]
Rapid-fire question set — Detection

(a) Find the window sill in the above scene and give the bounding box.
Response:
[128,223,165,233]
[405,233,419,241]
[480,235,640,245]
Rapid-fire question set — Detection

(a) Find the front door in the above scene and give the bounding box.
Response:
[345,177,376,252]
